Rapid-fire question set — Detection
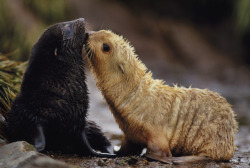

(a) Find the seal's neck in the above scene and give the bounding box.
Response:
[95,64,146,102]
[93,64,153,132]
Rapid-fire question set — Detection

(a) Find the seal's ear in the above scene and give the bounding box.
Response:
[118,64,125,74]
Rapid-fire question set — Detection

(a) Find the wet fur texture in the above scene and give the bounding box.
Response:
[5,19,111,155]
[86,30,238,161]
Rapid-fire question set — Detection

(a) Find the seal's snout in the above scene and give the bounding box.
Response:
[75,18,85,30]
[76,18,85,24]
[88,31,95,35]
[84,31,96,44]
[68,18,85,26]
[74,18,85,29]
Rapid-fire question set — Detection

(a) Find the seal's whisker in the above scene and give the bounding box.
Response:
[85,44,94,60]
[90,50,94,60]
[83,52,88,60]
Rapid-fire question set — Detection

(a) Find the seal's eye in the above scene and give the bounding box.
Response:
[63,25,73,40]
[102,43,110,52]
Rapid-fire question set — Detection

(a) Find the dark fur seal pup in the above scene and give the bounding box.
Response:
[5,19,115,157]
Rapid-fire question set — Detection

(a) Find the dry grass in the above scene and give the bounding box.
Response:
[0,55,26,118]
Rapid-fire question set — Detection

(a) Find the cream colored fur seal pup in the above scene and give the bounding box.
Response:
[85,30,238,164]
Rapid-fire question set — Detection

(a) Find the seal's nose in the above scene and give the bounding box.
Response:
[75,18,86,36]
[88,31,95,35]
[75,18,85,26]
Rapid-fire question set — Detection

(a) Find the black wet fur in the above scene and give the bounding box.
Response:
[5,19,115,157]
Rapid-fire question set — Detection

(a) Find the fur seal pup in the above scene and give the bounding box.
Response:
[85,30,238,163]
[5,19,115,157]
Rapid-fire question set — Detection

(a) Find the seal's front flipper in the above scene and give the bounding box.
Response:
[171,156,210,164]
[146,152,210,164]
[34,125,46,152]
[85,120,113,153]
[81,129,116,157]
[115,134,144,156]
[145,139,173,164]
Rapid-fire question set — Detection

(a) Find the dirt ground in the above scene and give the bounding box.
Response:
[46,112,250,168]
[52,155,250,168]
[50,147,250,168]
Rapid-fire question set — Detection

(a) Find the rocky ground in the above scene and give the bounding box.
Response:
[0,139,249,168]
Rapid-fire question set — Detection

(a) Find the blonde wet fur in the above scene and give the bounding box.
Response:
[85,30,238,162]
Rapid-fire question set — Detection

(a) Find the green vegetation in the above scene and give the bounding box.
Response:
[0,55,27,118]
[23,0,72,24]
[235,0,250,33]
[0,0,30,61]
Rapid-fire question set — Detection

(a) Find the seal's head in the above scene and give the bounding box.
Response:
[85,30,147,82]
[22,18,88,92]
[29,18,87,66]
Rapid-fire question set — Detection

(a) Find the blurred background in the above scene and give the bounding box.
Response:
[0,0,249,151]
